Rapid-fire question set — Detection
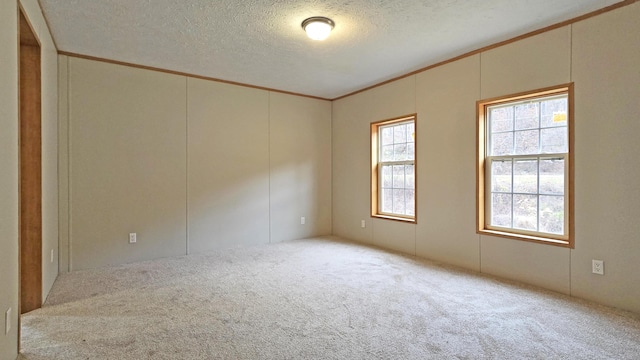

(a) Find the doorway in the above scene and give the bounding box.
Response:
[19,8,42,315]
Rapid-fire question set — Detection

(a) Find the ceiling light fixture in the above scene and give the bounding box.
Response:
[301,16,335,41]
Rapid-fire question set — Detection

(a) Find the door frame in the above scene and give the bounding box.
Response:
[18,3,42,329]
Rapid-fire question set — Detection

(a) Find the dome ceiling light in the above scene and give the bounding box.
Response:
[301,16,335,41]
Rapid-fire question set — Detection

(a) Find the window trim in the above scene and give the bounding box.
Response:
[476,84,574,248]
[371,114,417,224]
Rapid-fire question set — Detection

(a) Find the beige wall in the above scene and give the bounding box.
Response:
[332,3,640,313]
[59,57,332,270]
[269,92,332,243]
[331,91,373,244]
[570,4,640,312]
[58,55,69,273]
[415,55,480,271]
[63,58,188,270]
[0,2,20,358]
[1,1,58,358]
[187,78,270,253]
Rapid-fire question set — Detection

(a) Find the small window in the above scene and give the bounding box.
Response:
[477,84,573,247]
[371,115,416,223]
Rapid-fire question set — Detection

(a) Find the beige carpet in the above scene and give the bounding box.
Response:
[20,236,640,359]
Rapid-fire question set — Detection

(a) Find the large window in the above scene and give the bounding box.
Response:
[371,115,416,223]
[477,85,573,247]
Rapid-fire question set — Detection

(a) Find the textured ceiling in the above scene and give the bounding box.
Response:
[40,0,622,99]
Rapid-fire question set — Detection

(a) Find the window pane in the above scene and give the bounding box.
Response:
[490,106,513,132]
[482,90,569,239]
[541,127,567,153]
[491,160,512,192]
[515,103,539,130]
[405,190,415,216]
[540,159,564,195]
[491,193,512,227]
[394,125,406,144]
[540,195,564,234]
[491,132,513,156]
[513,194,537,231]
[374,118,416,219]
[393,143,407,161]
[405,165,415,189]
[541,98,568,128]
[381,127,394,145]
[381,145,394,161]
[393,189,406,214]
[407,143,415,161]
[406,123,415,143]
[513,160,538,194]
[381,165,392,188]
[392,165,404,188]
[381,189,393,213]
[515,130,539,155]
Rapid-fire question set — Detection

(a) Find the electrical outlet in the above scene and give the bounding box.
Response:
[361,220,366,228]
[51,249,54,263]
[129,233,137,244]
[5,308,11,334]
[300,217,306,225]
[592,259,604,275]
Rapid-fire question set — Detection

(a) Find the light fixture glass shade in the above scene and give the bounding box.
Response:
[302,17,335,41]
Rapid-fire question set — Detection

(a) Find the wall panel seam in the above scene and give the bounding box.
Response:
[185,76,189,255]
[268,91,272,244]
[569,24,573,82]
[66,56,72,271]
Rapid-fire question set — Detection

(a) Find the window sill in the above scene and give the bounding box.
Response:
[478,229,572,248]
[372,214,416,224]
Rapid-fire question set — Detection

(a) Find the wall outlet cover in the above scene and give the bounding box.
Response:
[592,259,604,275]
[129,233,137,243]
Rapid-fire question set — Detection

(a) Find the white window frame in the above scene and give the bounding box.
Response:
[477,85,574,248]
[371,115,417,223]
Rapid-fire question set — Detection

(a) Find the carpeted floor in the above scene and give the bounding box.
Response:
[20,236,640,359]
